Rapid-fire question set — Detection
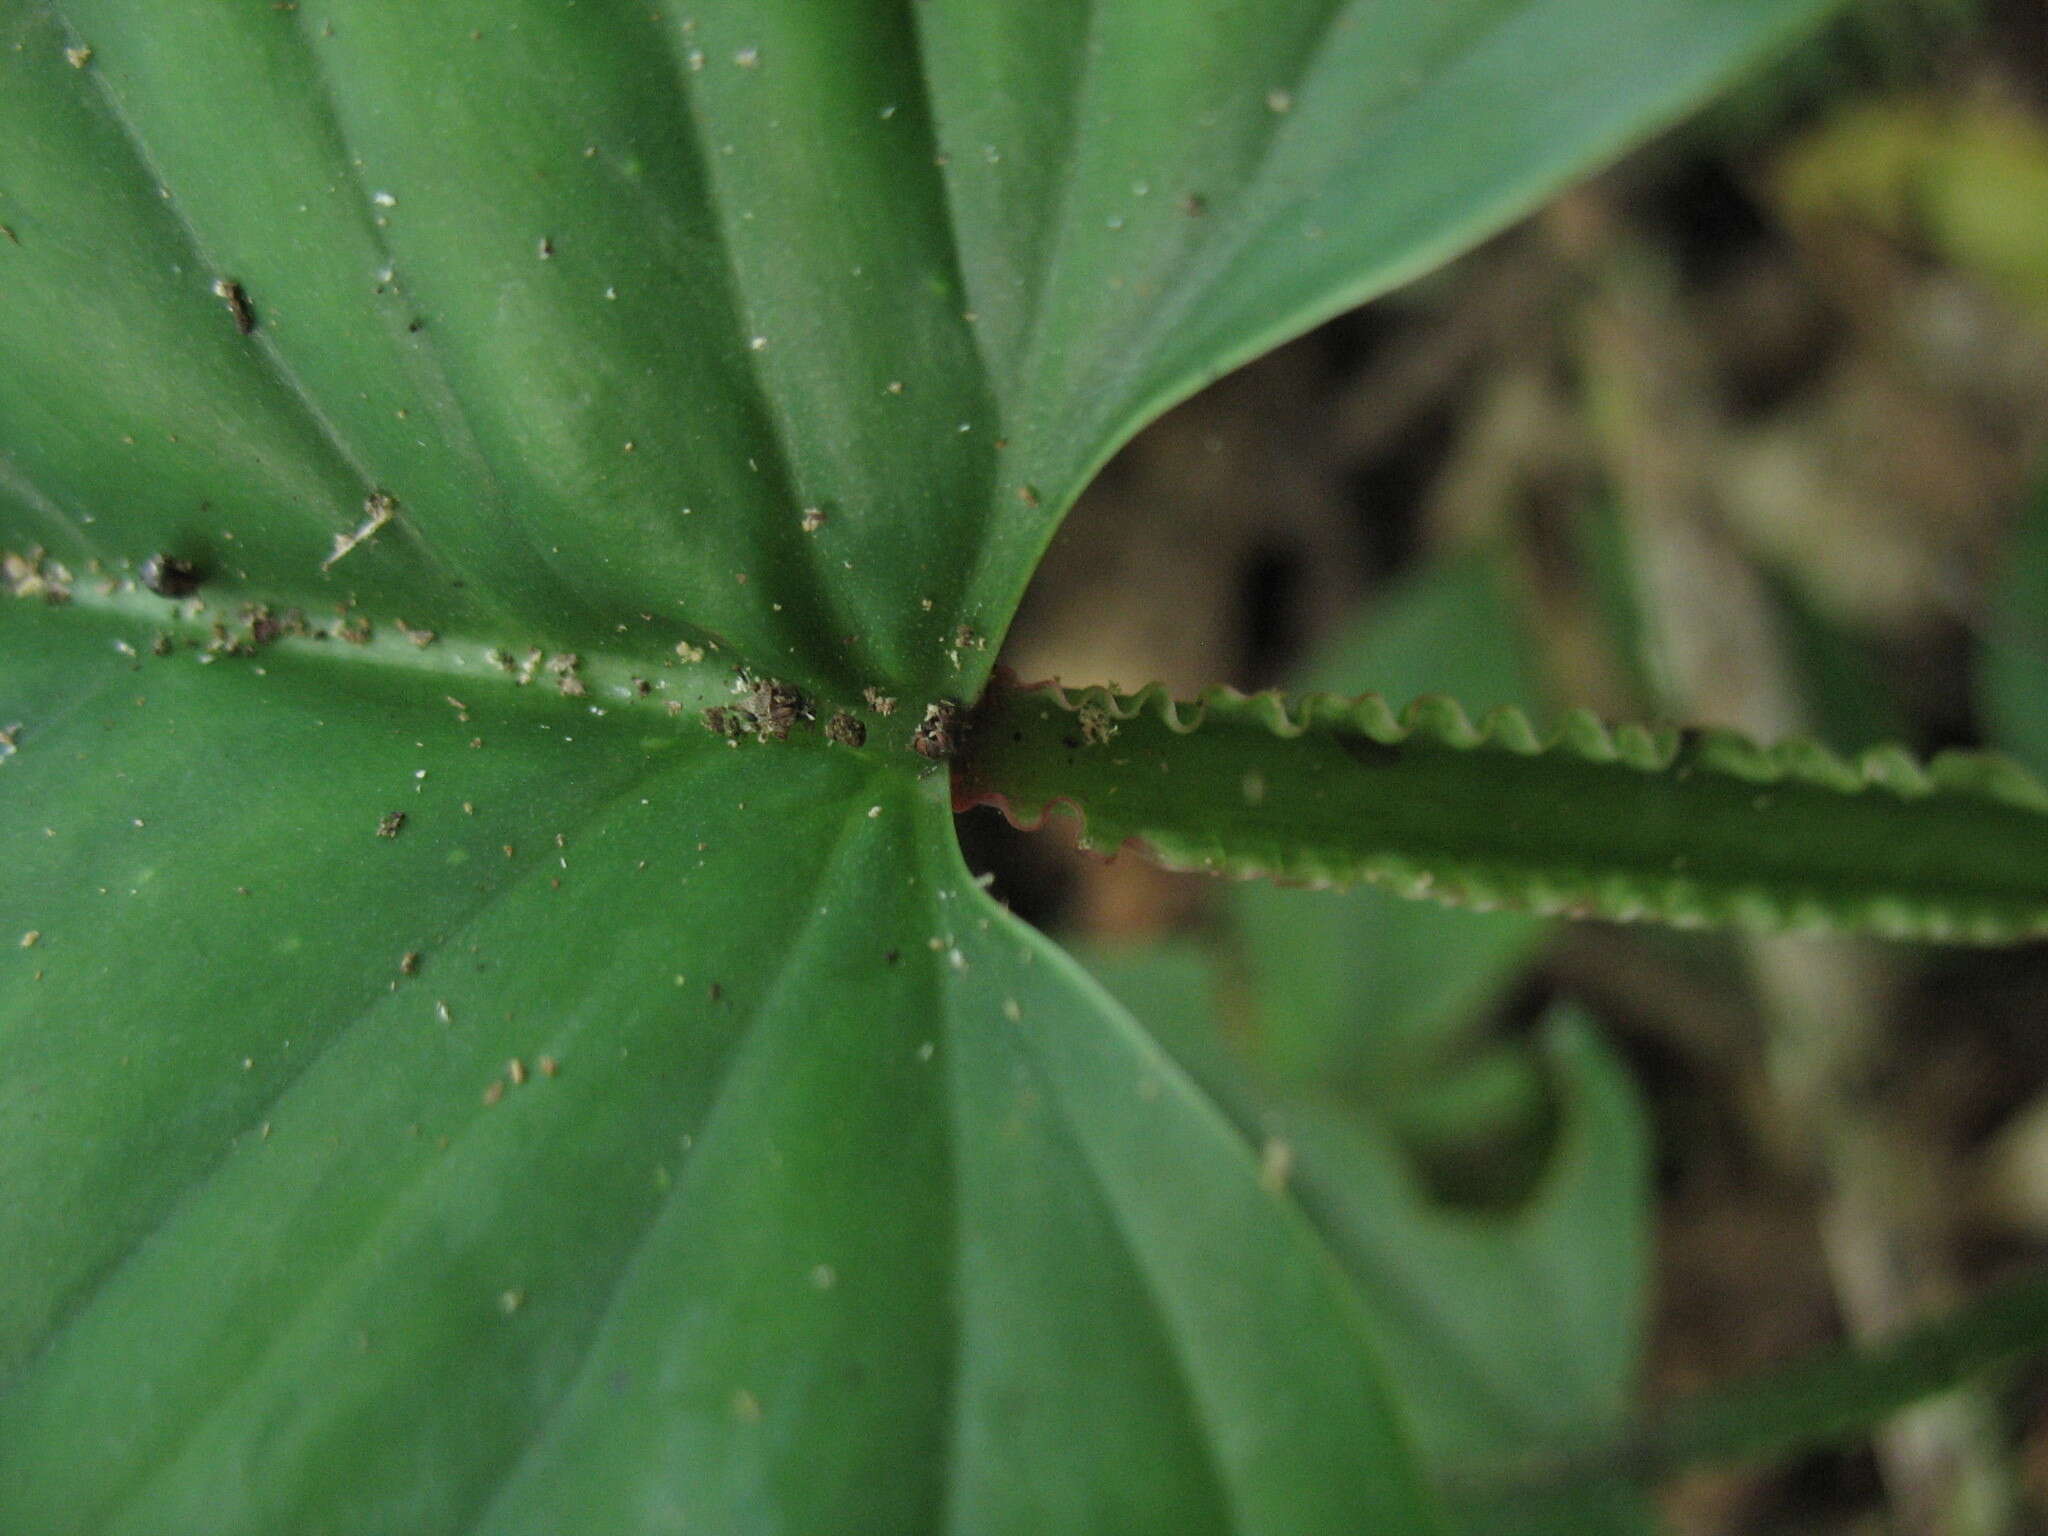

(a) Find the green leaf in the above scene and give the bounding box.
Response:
[1638,1269,2048,1477]
[5,0,1839,698]
[1476,1267,2048,1497]
[959,680,2048,943]
[0,601,1443,1535]
[1984,467,2048,780]
[1,0,1847,1527]
[1292,1015,1656,1536]
[1085,953,1656,1536]
[1233,553,1549,1090]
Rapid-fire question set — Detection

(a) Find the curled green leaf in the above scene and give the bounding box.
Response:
[955,677,2048,944]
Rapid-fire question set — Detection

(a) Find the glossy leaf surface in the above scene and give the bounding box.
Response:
[2,0,1839,1528]
[0,602,1439,1535]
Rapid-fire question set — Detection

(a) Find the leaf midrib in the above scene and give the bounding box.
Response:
[0,576,972,760]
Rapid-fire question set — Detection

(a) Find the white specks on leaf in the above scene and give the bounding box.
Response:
[322,490,398,572]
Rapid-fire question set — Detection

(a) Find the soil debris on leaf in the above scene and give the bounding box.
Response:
[211,277,255,335]
[139,552,202,598]
[911,699,964,761]
[4,549,71,602]
[735,675,810,740]
[1076,703,1118,745]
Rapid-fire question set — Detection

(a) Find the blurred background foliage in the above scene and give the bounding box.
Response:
[960,1,2048,1529]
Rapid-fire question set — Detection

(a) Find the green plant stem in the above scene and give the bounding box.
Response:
[955,674,2048,945]
[1463,1268,2048,1496]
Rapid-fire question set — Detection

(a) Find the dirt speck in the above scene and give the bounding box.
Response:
[1076,703,1118,745]
[735,676,810,740]
[140,552,202,598]
[376,811,407,838]
[211,277,255,335]
[911,699,963,761]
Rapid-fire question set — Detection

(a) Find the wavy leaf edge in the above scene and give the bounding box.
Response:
[955,673,2048,944]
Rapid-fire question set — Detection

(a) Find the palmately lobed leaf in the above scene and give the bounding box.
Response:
[2,0,1846,1529]
[957,679,2048,944]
